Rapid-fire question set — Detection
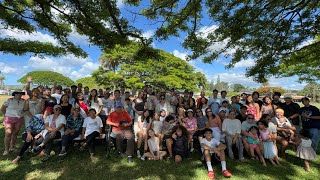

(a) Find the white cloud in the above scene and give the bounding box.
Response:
[172,50,187,60]
[142,30,154,39]
[233,58,255,68]
[0,26,58,46]
[27,55,99,81]
[68,27,90,45]
[116,0,125,8]
[70,62,100,80]
[206,72,306,90]
[0,62,18,74]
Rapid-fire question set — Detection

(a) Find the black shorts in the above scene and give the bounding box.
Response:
[174,151,189,159]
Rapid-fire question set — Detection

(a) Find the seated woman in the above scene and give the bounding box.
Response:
[12,107,53,163]
[222,111,244,161]
[201,128,232,179]
[136,109,152,158]
[32,105,66,161]
[272,108,296,156]
[80,108,103,159]
[58,107,84,156]
[180,109,197,152]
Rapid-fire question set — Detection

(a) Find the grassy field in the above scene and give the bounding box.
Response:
[0,95,319,180]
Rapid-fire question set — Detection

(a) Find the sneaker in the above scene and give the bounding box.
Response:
[222,170,232,178]
[2,150,9,156]
[137,150,141,158]
[128,156,133,163]
[140,156,145,161]
[208,170,215,179]
[190,148,194,153]
[42,154,50,162]
[58,150,67,156]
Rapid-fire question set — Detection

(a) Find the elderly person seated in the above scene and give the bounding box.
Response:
[107,102,134,162]
[32,105,66,161]
[12,107,53,163]
[271,108,296,157]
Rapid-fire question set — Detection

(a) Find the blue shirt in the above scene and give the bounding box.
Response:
[24,114,45,134]
[66,114,84,133]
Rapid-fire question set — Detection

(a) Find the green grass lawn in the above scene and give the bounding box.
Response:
[0,95,320,180]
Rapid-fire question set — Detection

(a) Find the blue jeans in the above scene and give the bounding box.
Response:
[308,128,320,152]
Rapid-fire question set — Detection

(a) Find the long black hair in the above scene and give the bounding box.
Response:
[205,108,216,119]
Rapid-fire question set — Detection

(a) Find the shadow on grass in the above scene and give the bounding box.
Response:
[0,122,319,180]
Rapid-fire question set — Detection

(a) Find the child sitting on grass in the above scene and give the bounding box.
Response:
[140,129,167,160]
[201,128,232,179]
[171,125,189,163]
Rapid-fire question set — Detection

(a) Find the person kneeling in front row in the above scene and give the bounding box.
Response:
[201,128,232,179]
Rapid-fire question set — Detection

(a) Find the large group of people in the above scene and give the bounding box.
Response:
[1,80,320,179]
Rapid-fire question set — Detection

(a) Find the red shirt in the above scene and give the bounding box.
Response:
[197,97,208,105]
[107,110,132,131]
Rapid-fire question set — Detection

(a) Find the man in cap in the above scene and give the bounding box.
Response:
[280,95,300,126]
[51,85,63,104]
[107,101,134,162]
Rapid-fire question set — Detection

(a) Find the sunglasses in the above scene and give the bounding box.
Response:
[247,117,254,120]
[197,111,202,113]
[55,108,62,111]
[206,111,212,113]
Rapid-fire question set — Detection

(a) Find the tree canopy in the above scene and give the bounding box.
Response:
[0,0,148,57]
[75,76,99,89]
[1,1,319,82]
[255,86,286,96]
[18,71,74,86]
[93,42,207,91]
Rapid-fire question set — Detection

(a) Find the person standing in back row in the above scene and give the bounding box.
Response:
[300,97,320,152]
[280,95,300,126]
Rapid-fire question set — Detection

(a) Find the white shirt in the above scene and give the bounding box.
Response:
[268,122,277,133]
[152,121,162,134]
[82,116,103,137]
[201,138,220,153]
[222,118,241,135]
[148,137,159,152]
[3,98,25,118]
[43,114,66,137]
[51,93,62,104]
[89,98,103,112]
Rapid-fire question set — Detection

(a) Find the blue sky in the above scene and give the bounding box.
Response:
[0,1,307,90]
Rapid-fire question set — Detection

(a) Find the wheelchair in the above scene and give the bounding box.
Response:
[105,125,129,158]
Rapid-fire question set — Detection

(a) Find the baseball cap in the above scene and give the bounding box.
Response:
[115,101,123,108]
[284,95,292,99]
[45,106,53,112]
[53,105,62,109]
[187,109,193,113]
